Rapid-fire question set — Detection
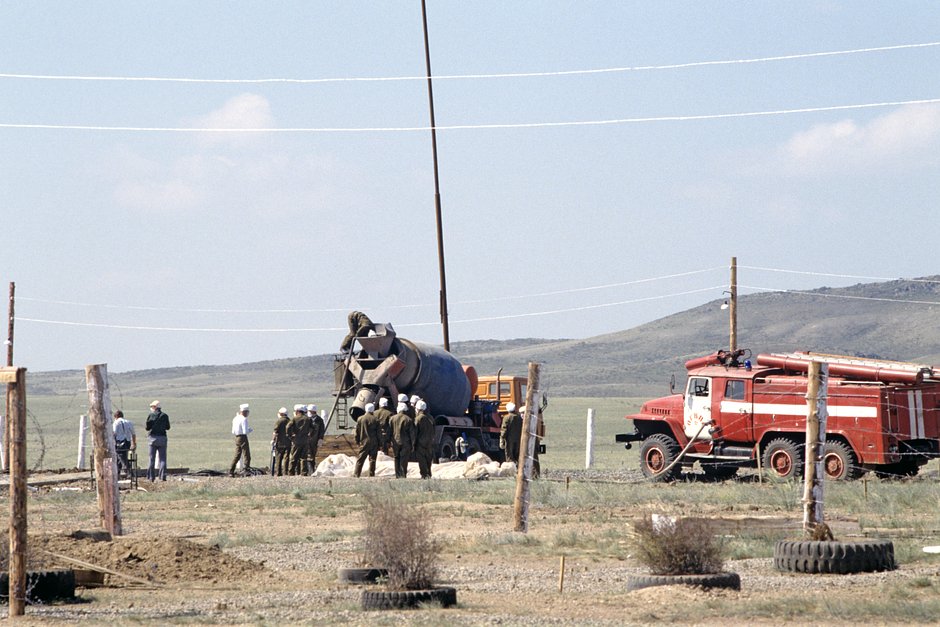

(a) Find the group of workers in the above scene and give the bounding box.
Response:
[229,402,327,477]
[110,400,170,482]
[354,394,436,479]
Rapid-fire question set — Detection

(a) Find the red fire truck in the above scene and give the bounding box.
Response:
[616,350,940,481]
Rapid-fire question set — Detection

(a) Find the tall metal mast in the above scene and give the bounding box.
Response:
[420,0,451,351]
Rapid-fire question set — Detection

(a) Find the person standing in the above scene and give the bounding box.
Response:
[340,310,375,352]
[389,402,415,478]
[145,400,170,482]
[500,402,522,464]
[306,404,325,473]
[112,410,136,479]
[413,400,435,479]
[271,407,291,476]
[354,403,380,477]
[373,397,393,454]
[288,405,314,476]
[229,403,253,477]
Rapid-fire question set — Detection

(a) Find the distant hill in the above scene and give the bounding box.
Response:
[29,276,940,399]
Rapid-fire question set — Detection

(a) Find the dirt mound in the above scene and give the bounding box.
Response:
[31,532,268,585]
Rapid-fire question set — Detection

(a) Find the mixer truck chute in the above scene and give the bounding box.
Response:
[331,321,545,464]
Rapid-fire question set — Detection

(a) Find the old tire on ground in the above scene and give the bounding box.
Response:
[762,438,804,481]
[0,569,76,604]
[638,434,682,482]
[337,567,389,585]
[361,587,457,610]
[626,572,740,592]
[773,540,896,574]
[822,441,862,481]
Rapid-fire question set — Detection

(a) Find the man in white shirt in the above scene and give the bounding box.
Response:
[230,403,253,477]
[112,410,136,479]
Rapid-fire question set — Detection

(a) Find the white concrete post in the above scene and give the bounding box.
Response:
[77,414,89,470]
[585,408,595,469]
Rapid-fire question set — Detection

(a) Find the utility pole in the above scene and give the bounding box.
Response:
[729,257,737,353]
[4,366,26,617]
[420,0,451,351]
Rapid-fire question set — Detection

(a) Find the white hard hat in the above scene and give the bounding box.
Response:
[398,393,408,402]
[278,407,288,415]
[506,402,517,412]
[293,404,305,412]
[379,398,389,407]
[410,395,420,405]
[397,402,408,413]
[239,403,250,411]
[415,400,427,411]
[150,400,160,408]
[307,404,317,413]
[365,402,376,413]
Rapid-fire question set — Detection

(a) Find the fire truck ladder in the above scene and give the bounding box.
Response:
[326,352,355,432]
[766,352,936,382]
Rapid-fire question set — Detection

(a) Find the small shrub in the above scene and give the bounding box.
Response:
[361,495,440,590]
[632,515,724,575]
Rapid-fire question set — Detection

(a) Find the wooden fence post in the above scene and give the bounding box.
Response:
[803,362,829,535]
[85,364,122,536]
[513,362,540,533]
[4,366,27,617]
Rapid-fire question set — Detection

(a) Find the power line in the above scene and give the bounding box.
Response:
[17,267,723,314]
[3,97,939,133]
[14,285,727,333]
[739,266,940,284]
[2,41,937,84]
[739,285,940,306]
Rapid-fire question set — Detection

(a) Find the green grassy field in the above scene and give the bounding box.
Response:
[22,395,646,472]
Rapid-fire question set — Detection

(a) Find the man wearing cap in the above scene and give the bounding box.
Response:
[271,407,291,476]
[389,402,415,478]
[287,404,314,476]
[500,402,522,465]
[145,400,171,482]
[413,400,435,479]
[354,403,380,478]
[306,404,325,472]
[112,409,136,479]
[373,397,393,454]
[229,403,253,478]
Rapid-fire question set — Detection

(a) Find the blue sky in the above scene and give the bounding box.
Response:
[2,1,939,372]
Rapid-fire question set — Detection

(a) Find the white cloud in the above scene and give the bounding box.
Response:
[781,104,940,174]
[191,93,275,145]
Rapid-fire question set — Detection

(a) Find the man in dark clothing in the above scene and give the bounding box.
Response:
[354,403,380,477]
[271,407,291,476]
[389,402,415,478]
[306,404,325,472]
[413,400,435,479]
[340,310,375,352]
[500,402,522,464]
[287,405,314,476]
[145,400,171,481]
[373,397,393,454]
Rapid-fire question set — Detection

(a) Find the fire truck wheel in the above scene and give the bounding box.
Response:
[822,441,862,481]
[773,540,896,574]
[638,434,682,482]
[762,438,803,481]
[626,571,740,592]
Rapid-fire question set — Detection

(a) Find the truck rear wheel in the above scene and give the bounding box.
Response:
[823,441,862,481]
[762,438,803,481]
[638,434,682,482]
